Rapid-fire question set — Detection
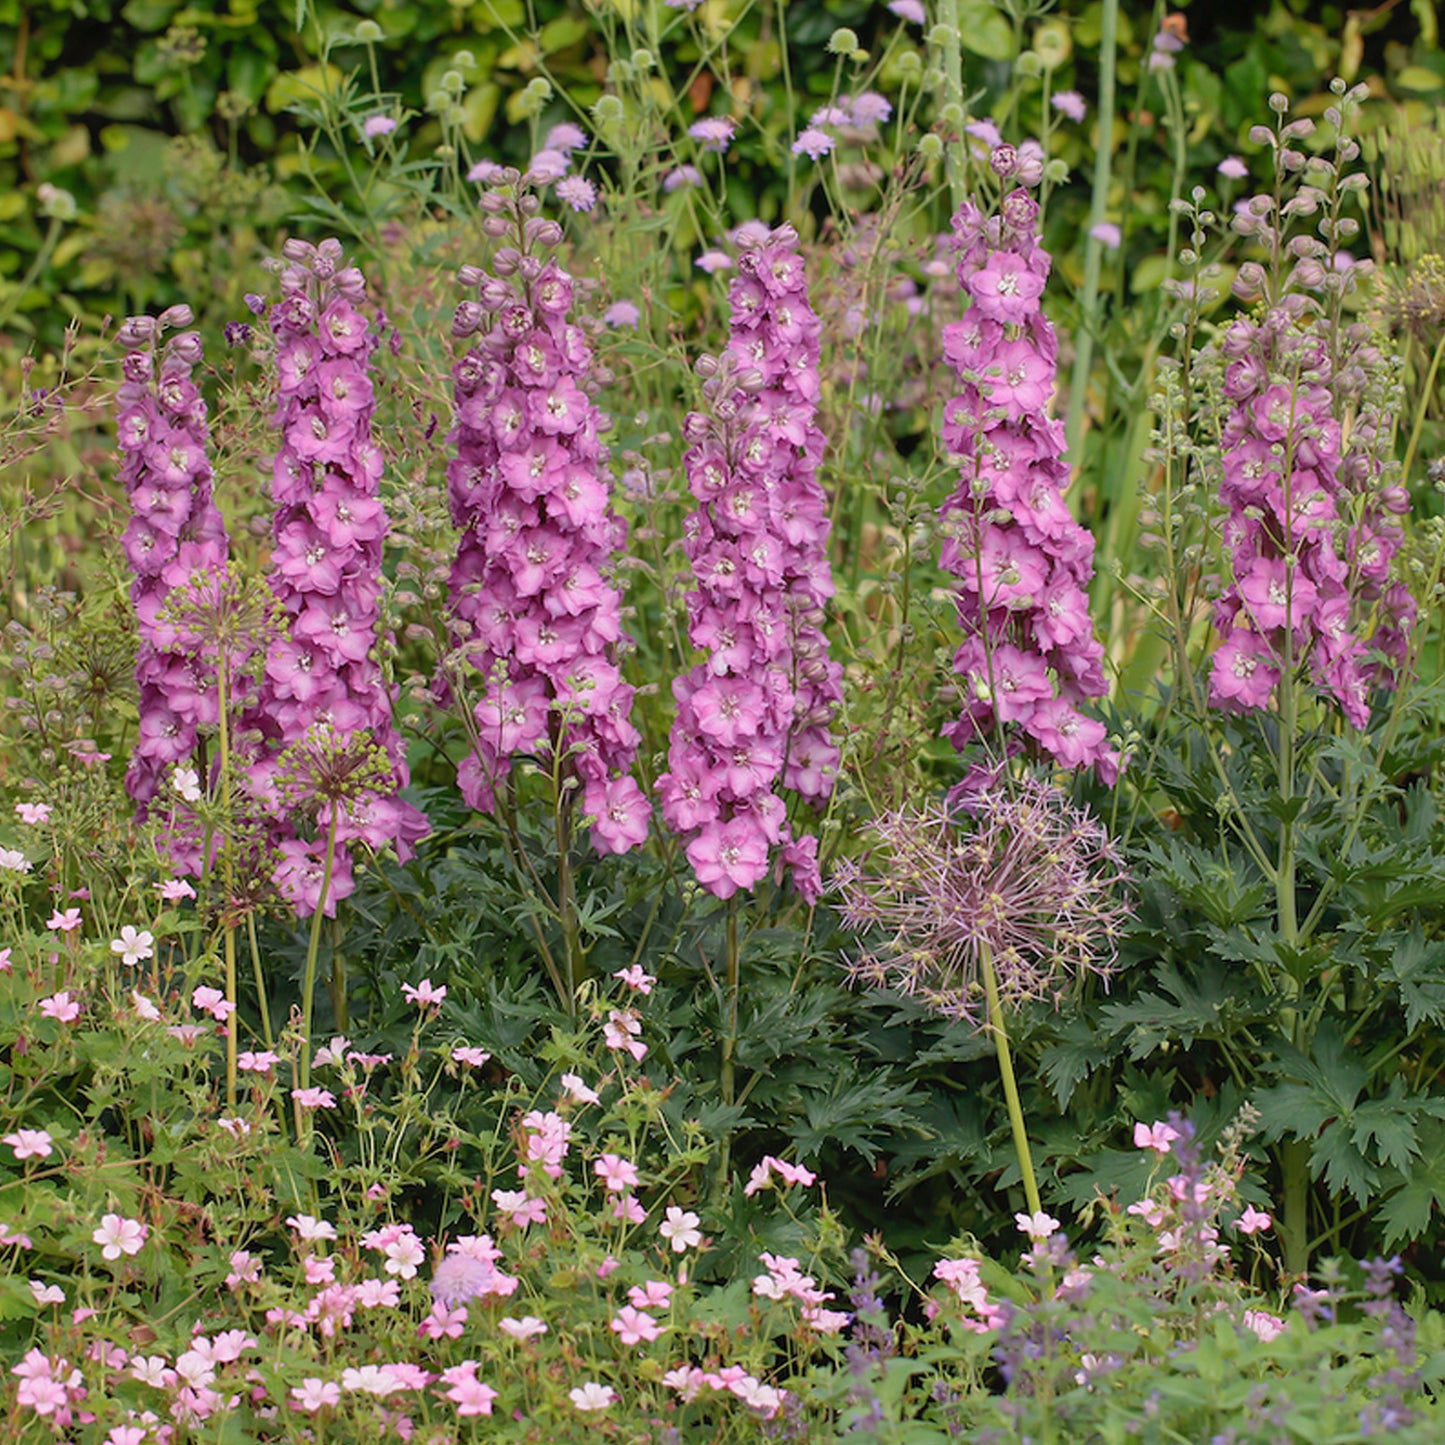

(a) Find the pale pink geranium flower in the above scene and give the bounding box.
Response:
[1242,1309,1286,1342]
[659,1206,703,1253]
[613,964,655,994]
[46,908,82,934]
[1236,1205,1272,1235]
[157,878,197,903]
[498,1315,547,1340]
[29,1281,64,1306]
[286,1214,338,1242]
[610,1305,663,1345]
[401,978,447,1011]
[569,1381,617,1411]
[440,1362,498,1416]
[290,1087,337,1110]
[290,1377,341,1412]
[15,802,51,824]
[1133,1120,1180,1154]
[93,1213,148,1260]
[560,1072,600,1104]
[452,1046,491,1068]
[0,848,31,872]
[132,992,162,1022]
[111,926,155,966]
[192,986,234,1021]
[39,991,81,1024]
[1014,1210,1061,1242]
[594,1154,640,1194]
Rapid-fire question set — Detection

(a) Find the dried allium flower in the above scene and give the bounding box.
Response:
[833,780,1129,1024]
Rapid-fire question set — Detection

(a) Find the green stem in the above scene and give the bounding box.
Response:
[1064,0,1118,470]
[981,941,1041,1218]
[327,915,348,1033]
[1401,328,1445,488]
[0,215,62,334]
[247,912,274,1053]
[554,782,579,1020]
[216,649,237,1112]
[297,811,340,1116]
[714,897,741,1202]
[938,0,966,214]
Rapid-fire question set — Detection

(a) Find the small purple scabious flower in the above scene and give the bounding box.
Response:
[887,0,926,23]
[1051,91,1087,123]
[362,115,397,139]
[939,191,1119,782]
[249,238,429,914]
[554,176,598,213]
[1089,222,1122,250]
[791,127,835,161]
[658,224,841,904]
[663,165,703,193]
[545,122,588,154]
[114,308,235,815]
[444,181,648,856]
[1217,155,1249,180]
[689,116,736,153]
[834,779,1129,1024]
[602,301,640,329]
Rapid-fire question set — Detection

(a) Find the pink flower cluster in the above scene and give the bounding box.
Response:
[939,183,1119,782]
[114,307,233,808]
[446,174,649,855]
[1209,301,1414,726]
[658,224,842,903]
[249,238,428,914]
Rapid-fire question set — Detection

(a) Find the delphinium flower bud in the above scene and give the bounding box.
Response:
[658,224,842,904]
[115,308,234,813]
[250,238,429,915]
[939,191,1119,783]
[444,179,649,855]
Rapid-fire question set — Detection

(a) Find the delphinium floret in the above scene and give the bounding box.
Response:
[445,170,649,855]
[658,223,842,903]
[248,237,428,915]
[939,161,1120,783]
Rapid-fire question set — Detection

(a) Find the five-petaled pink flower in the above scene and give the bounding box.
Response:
[4,1130,54,1161]
[46,909,82,934]
[92,1213,148,1260]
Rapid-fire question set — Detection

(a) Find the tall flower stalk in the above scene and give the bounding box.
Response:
[939,170,1119,785]
[445,167,649,1009]
[250,238,428,1056]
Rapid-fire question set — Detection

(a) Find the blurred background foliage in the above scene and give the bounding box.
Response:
[0,0,1440,345]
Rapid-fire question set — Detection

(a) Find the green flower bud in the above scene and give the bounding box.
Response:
[828,27,859,55]
[918,133,944,160]
[355,19,383,43]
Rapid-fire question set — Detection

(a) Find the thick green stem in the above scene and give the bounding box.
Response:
[554,788,579,1019]
[1064,0,1118,469]
[938,0,967,214]
[1401,329,1445,488]
[981,941,1042,1218]
[327,915,348,1032]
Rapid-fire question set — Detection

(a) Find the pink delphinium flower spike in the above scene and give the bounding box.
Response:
[444,172,649,854]
[939,180,1119,782]
[249,238,429,915]
[658,224,841,903]
[115,308,235,818]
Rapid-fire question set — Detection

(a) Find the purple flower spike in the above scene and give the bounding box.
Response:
[116,310,235,815]
[939,192,1119,782]
[250,238,429,915]
[658,224,842,904]
[445,184,649,856]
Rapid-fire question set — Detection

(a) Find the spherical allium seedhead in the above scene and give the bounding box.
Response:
[835,780,1129,1025]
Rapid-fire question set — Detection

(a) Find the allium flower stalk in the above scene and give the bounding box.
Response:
[940,175,1120,783]
[837,779,1128,1219]
[115,306,234,810]
[445,172,649,855]
[250,238,428,916]
[835,780,1128,1025]
[658,223,842,903]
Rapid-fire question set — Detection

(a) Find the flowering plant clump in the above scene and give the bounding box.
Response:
[939,168,1120,782]
[834,778,1128,1024]
[445,169,649,855]
[658,222,841,902]
[114,306,234,811]
[248,237,428,915]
